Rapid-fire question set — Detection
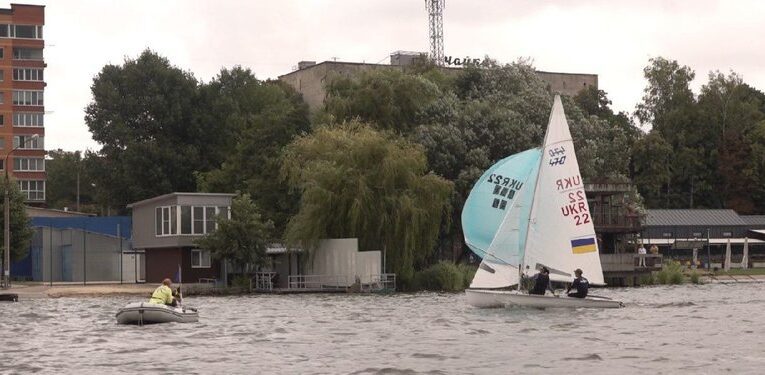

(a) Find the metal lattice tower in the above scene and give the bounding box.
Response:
[425,0,445,66]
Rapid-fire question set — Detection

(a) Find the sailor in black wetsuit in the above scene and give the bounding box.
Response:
[566,268,589,298]
[529,267,555,296]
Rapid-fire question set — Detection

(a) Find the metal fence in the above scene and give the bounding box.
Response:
[12,225,143,285]
[288,274,348,290]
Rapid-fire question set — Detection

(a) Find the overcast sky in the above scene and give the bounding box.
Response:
[18,0,765,152]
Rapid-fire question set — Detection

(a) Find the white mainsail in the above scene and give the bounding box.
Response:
[522,95,605,284]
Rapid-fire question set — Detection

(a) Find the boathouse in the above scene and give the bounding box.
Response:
[640,209,765,269]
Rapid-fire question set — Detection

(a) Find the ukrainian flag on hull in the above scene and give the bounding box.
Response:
[571,237,596,254]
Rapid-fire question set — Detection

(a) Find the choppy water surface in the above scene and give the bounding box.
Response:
[2,283,765,374]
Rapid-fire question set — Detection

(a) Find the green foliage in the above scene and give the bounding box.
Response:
[689,271,701,284]
[232,275,252,290]
[414,261,475,292]
[45,149,102,213]
[632,57,765,211]
[194,193,274,274]
[196,68,310,236]
[323,69,441,133]
[639,273,656,286]
[85,49,221,210]
[656,261,684,285]
[281,121,453,285]
[0,179,33,261]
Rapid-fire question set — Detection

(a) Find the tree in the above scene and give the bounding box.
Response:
[45,149,98,212]
[698,72,765,210]
[85,49,224,210]
[0,179,34,262]
[194,193,274,274]
[633,57,712,208]
[281,121,453,286]
[323,68,442,134]
[196,68,310,236]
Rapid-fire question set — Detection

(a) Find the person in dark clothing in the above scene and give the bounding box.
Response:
[566,269,589,298]
[529,267,556,296]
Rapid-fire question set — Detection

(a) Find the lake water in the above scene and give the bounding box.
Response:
[1,283,764,374]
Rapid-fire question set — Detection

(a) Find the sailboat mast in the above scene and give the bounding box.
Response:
[520,94,560,276]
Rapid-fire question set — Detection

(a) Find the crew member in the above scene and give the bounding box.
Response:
[149,278,180,307]
[566,269,589,298]
[529,267,555,296]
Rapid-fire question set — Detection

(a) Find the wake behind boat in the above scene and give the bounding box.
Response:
[462,95,623,309]
[116,302,199,325]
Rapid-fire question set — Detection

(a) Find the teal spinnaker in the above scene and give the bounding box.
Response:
[462,148,541,265]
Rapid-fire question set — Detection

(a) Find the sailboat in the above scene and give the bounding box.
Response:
[463,95,623,309]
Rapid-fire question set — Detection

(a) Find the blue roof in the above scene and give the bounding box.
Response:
[30,216,131,239]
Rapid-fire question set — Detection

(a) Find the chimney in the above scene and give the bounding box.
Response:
[298,61,316,70]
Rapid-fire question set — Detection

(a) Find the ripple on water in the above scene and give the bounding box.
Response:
[563,353,603,361]
[6,284,765,373]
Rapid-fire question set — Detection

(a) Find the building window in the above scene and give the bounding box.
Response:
[0,92,3,104]
[13,112,44,127]
[12,47,43,60]
[191,249,211,268]
[0,115,3,125]
[13,135,43,149]
[18,180,45,201]
[157,205,230,236]
[13,157,44,172]
[723,232,732,237]
[0,48,3,59]
[12,90,44,106]
[12,68,43,82]
[0,138,4,149]
[1,24,43,39]
[193,206,204,234]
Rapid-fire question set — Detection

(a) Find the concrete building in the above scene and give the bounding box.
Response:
[278,52,598,112]
[263,238,384,290]
[0,4,46,204]
[127,192,234,283]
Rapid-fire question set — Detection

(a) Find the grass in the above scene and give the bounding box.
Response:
[712,268,765,276]
[656,261,684,285]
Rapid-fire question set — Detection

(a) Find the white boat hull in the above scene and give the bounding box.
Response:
[116,302,199,324]
[466,289,623,309]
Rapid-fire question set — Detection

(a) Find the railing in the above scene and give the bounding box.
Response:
[288,274,349,290]
[254,272,277,291]
[601,254,663,272]
[361,273,397,292]
[591,208,642,230]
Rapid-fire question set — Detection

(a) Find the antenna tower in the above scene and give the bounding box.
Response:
[425,0,445,66]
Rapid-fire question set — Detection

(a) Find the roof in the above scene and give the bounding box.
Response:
[31,216,132,239]
[26,206,95,218]
[644,209,747,227]
[127,192,236,209]
[740,215,765,226]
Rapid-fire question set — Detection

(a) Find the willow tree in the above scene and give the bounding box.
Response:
[281,121,453,286]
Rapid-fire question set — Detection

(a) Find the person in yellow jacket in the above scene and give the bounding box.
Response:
[149,278,180,307]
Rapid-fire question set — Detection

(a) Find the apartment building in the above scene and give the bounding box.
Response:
[0,4,45,204]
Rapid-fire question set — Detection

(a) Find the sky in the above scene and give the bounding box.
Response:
[16,0,765,152]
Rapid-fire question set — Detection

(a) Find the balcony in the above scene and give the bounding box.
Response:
[601,253,663,273]
[591,207,642,232]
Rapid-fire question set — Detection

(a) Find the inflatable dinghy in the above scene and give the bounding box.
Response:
[116,302,198,324]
